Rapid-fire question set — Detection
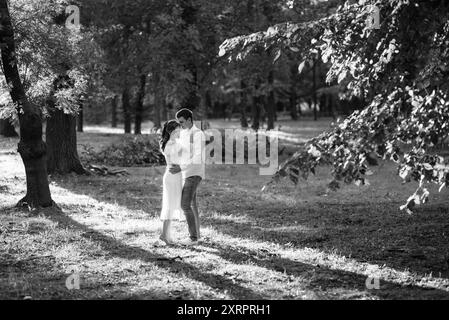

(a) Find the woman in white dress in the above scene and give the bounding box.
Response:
[159,120,185,244]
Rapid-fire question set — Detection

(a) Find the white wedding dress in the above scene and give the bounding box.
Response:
[160,140,185,221]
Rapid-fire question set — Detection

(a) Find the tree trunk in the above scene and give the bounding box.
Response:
[0,0,52,207]
[77,106,84,132]
[153,92,162,130]
[251,104,261,130]
[329,94,336,120]
[251,82,261,131]
[46,72,86,175]
[197,86,208,122]
[134,74,146,135]
[205,90,212,119]
[260,96,266,126]
[184,63,200,111]
[0,118,18,137]
[320,94,327,116]
[240,81,248,128]
[222,102,227,120]
[152,72,162,130]
[289,64,298,120]
[180,1,200,112]
[122,87,132,134]
[266,70,275,130]
[111,95,118,128]
[46,108,86,174]
[313,58,318,121]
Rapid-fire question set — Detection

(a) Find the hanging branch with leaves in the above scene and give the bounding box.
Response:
[220,0,449,213]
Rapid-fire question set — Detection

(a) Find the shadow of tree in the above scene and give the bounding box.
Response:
[51,171,164,214]
[2,204,449,300]
[51,168,449,282]
[200,184,449,278]
[188,241,449,300]
[0,242,81,300]
[18,205,446,300]
[39,205,264,299]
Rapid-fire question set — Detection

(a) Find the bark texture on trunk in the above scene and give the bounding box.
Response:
[122,87,132,134]
[46,74,86,175]
[134,74,146,135]
[240,81,248,128]
[77,106,83,132]
[0,119,18,137]
[46,108,86,174]
[312,58,318,121]
[152,72,162,130]
[0,0,52,207]
[180,1,200,112]
[153,91,162,130]
[266,70,275,130]
[289,64,299,120]
[205,90,212,120]
[251,81,261,131]
[329,94,336,120]
[184,64,200,111]
[197,86,207,122]
[111,95,118,128]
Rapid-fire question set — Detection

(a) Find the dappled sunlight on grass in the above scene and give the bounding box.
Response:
[2,128,449,299]
[2,177,449,299]
[199,225,449,294]
[208,211,253,224]
[253,225,316,233]
[49,184,165,237]
[0,182,382,299]
[0,153,23,178]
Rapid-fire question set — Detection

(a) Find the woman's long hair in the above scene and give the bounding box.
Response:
[160,120,180,152]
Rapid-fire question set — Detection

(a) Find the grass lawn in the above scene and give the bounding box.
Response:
[1,119,449,300]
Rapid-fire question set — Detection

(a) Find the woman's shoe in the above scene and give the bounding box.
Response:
[159,236,174,245]
[180,238,200,246]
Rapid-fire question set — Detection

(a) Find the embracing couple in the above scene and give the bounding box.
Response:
[157,109,205,246]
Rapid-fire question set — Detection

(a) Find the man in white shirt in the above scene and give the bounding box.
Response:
[169,108,205,245]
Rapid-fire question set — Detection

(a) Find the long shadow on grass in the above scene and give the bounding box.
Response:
[39,205,263,299]
[188,241,449,300]
[0,212,85,300]
[202,207,449,280]
[200,184,449,279]
[51,173,164,214]
[0,253,78,300]
[51,172,449,280]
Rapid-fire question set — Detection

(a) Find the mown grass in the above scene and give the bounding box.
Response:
[1,121,449,300]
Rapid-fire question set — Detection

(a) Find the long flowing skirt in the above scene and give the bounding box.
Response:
[160,168,185,221]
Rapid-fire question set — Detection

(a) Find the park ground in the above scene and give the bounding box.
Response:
[1,118,449,300]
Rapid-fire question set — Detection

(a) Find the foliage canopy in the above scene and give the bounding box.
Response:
[220,0,449,212]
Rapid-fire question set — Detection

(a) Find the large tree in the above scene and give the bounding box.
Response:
[44,5,89,175]
[46,70,87,174]
[4,0,90,175]
[0,0,52,207]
